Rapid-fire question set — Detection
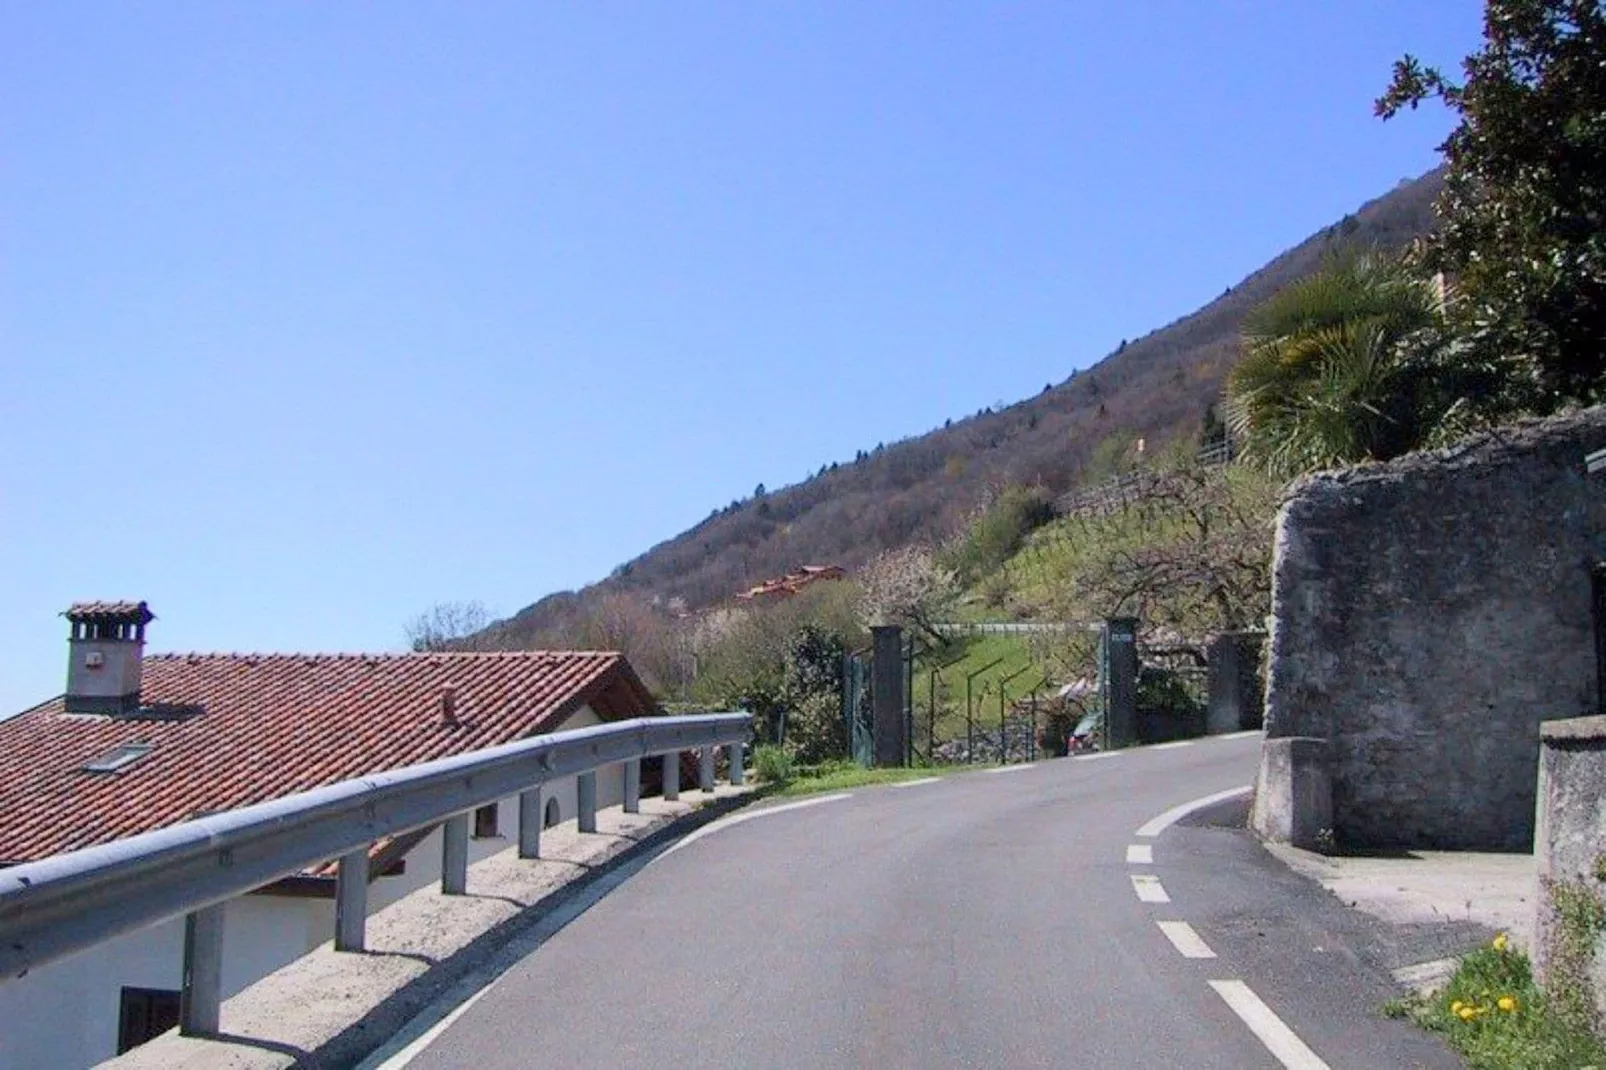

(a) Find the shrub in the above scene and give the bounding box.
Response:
[753,744,795,784]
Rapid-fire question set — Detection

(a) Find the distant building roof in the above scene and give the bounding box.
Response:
[0,650,654,865]
[735,564,845,601]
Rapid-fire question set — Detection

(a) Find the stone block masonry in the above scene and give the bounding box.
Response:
[1254,406,1606,851]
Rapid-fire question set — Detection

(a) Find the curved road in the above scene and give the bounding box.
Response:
[399,735,1464,1069]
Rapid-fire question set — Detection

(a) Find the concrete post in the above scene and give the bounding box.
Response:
[334,848,369,952]
[1207,631,1266,734]
[179,903,226,1035]
[729,741,745,785]
[1100,618,1139,749]
[1250,736,1333,851]
[871,625,907,767]
[577,771,598,833]
[663,751,680,801]
[623,759,641,813]
[518,786,543,859]
[441,813,469,895]
[1535,716,1606,1015]
[699,746,716,792]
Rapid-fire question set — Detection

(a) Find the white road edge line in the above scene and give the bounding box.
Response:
[1209,979,1331,1070]
[1073,751,1123,761]
[1135,785,1253,838]
[890,777,942,789]
[985,764,1036,774]
[1156,921,1216,959]
[1214,729,1265,741]
[1149,740,1194,750]
[366,984,496,1070]
[658,793,853,858]
[1130,874,1170,903]
[1126,844,1153,864]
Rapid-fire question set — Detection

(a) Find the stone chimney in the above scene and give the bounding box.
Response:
[64,601,153,715]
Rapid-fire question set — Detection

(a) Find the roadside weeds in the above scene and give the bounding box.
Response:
[1384,935,1606,1070]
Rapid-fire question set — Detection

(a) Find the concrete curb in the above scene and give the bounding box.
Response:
[100,788,761,1070]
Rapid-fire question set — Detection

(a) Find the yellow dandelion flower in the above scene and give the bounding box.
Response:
[1498,996,1517,1012]
[1493,933,1509,952]
[1458,1006,1477,1021]
[1451,1000,1464,1013]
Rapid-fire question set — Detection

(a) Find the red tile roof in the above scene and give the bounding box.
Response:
[735,564,845,601]
[0,650,655,864]
[64,600,153,623]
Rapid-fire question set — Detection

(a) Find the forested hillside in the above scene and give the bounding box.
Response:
[495,170,1443,647]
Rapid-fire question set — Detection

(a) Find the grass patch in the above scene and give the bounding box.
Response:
[763,759,974,797]
[1388,935,1606,1070]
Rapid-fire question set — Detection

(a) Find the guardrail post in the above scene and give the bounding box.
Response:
[518,785,542,859]
[699,746,716,792]
[180,903,226,1035]
[663,751,680,801]
[578,771,598,833]
[729,741,745,785]
[624,759,641,813]
[334,848,369,952]
[442,813,469,895]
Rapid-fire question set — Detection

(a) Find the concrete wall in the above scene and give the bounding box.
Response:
[0,705,634,1069]
[1535,716,1606,1025]
[1255,407,1606,851]
[0,896,333,1070]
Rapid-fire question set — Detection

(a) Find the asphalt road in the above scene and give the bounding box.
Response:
[403,735,1467,1069]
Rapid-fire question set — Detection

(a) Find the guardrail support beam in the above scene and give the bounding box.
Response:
[518,785,542,859]
[334,848,369,952]
[699,746,716,792]
[623,759,641,813]
[663,751,680,801]
[180,903,226,1036]
[442,813,469,895]
[577,771,598,833]
[729,742,745,785]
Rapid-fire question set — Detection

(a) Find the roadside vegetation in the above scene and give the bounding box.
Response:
[751,746,968,796]
[1385,935,1606,1070]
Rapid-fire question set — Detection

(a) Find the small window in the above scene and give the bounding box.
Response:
[84,742,154,774]
[544,797,561,829]
[118,986,180,1054]
[473,803,499,839]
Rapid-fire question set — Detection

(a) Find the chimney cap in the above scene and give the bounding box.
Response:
[64,601,154,625]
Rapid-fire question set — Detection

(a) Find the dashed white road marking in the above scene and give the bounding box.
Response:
[1150,740,1194,750]
[985,763,1036,774]
[1156,920,1216,959]
[659,793,852,858]
[1125,844,1153,864]
[1131,874,1170,903]
[1135,785,1253,838]
[890,777,942,789]
[1209,980,1331,1069]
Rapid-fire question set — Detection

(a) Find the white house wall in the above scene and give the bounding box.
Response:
[0,704,634,1070]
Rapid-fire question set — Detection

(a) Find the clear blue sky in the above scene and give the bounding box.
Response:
[2,3,1480,713]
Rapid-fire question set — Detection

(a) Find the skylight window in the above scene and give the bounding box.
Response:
[83,743,154,774]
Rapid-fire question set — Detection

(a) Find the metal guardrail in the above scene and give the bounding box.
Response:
[0,712,750,1035]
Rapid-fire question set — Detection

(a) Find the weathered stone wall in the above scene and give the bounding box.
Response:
[1257,406,1606,851]
[1535,717,1606,1028]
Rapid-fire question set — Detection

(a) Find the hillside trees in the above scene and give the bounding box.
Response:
[857,545,959,641]
[404,601,499,652]
[1379,0,1606,416]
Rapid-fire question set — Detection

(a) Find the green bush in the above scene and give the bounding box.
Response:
[945,485,1056,583]
[753,744,795,784]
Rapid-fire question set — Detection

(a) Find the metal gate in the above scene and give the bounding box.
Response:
[843,649,874,766]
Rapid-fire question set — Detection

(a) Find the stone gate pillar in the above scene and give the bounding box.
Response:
[871,625,907,767]
[1101,618,1138,749]
[1208,631,1266,734]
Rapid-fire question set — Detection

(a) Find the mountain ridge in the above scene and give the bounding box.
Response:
[496,169,1445,647]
